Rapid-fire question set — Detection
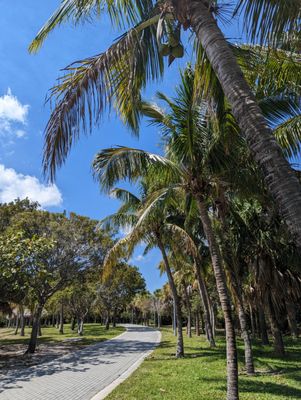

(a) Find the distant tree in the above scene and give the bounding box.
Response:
[97,263,146,329]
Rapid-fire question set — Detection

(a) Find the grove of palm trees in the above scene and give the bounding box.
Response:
[0,1,300,399]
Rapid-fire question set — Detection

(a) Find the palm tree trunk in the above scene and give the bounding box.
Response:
[266,295,285,356]
[189,0,301,249]
[258,308,269,345]
[196,198,238,400]
[157,237,184,358]
[248,304,255,337]
[286,301,299,340]
[237,301,255,375]
[183,284,192,338]
[195,261,216,347]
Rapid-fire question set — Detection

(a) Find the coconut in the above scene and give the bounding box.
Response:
[171,44,184,58]
[168,34,179,48]
[159,43,170,57]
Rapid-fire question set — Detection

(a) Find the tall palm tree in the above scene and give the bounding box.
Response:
[30,0,301,252]
[93,69,241,399]
[98,184,199,357]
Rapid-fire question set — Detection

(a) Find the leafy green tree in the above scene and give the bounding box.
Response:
[0,206,112,353]
[97,262,146,329]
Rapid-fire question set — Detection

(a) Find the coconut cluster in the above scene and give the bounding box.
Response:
[158,23,184,59]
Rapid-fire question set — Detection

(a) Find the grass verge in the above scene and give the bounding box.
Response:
[106,327,301,400]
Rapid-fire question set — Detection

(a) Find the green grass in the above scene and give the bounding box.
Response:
[106,328,301,400]
[0,323,125,347]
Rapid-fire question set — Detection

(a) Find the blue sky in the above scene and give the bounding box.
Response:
[0,1,243,291]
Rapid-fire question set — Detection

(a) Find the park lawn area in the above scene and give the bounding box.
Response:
[0,323,125,347]
[107,327,301,400]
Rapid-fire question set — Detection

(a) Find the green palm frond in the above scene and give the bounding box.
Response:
[93,146,181,191]
[235,0,301,46]
[139,101,174,131]
[42,12,166,180]
[110,188,141,207]
[103,225,142,276]
[259,96,301,158]
[100,212,138,232]
[164,223,199,259]
[274,116,301,159]
[234,45,301,98]
[29,0,154,53]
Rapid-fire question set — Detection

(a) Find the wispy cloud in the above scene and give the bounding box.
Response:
[0,89,29,141]
[0,164,63,207]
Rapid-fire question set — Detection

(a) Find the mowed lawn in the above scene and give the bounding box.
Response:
[107,327,301,400]
[0,323,125,347]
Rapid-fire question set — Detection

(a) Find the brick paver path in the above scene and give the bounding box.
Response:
[0,324,160,400]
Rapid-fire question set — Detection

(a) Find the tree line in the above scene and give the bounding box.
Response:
[0,199,146,353]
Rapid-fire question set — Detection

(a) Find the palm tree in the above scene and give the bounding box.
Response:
[97,185,200,357]
[93,69,241,399]
[30,0,301,252]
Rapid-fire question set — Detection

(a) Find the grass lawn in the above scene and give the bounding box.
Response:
[106,327,301,400]
[0,323,125,347]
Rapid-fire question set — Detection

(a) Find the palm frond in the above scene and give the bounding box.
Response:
[274,116,301,159]
[93,146,181,191]
[110,188,141,207]
[42,12,165,180]
[103,226,142,276]
[100,212,138,232]
[29,0,154,53]
[235,0,301,45]
[258,96,301,158]
[164,223,199,259]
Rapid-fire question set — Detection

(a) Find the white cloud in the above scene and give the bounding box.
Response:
[0,164,62,207]
[135,254,145,261]
[0,89,29,139]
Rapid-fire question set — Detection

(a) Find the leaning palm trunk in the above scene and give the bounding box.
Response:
[188,1,301,249]
[157,237,184,358]
[195,261,216,347]
[196,198,238,400]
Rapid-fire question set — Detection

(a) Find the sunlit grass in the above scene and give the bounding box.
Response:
[0,323,125,347]
[106,327,301,400]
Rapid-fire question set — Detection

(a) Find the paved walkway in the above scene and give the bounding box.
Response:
[0,325,160,400]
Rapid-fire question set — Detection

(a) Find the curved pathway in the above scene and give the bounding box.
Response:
[0,324,160,400]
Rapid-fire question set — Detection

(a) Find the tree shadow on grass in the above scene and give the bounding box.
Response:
[202,376,301,399]
[239,378,301,398]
